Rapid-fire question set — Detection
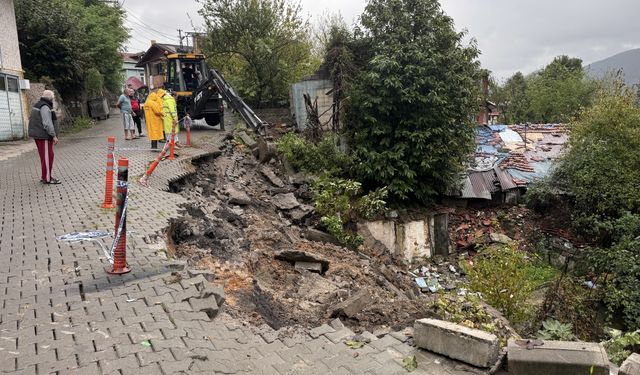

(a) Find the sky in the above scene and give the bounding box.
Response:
[122,0,640,81]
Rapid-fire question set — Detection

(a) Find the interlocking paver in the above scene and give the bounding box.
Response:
[0,113,472,375]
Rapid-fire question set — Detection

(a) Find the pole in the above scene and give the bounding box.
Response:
[101,136,116,208]
[106,158,131,275]
[168,120,176,160]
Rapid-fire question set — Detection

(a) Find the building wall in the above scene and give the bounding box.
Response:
[0,0,23,75]
[122,62,145,84]
[0,0,28,140]
[290,79,333,130]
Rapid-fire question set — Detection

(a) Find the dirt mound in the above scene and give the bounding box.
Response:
[167,140,448,332]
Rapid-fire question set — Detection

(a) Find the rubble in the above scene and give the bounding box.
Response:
[168,138,518,337]
[272,192,300,210]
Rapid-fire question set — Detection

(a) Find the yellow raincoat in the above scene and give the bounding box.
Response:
[143,92,164,141]
[159,89,179,136]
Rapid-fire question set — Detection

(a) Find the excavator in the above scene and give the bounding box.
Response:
[163,52,224,128]
[163,52,266,134]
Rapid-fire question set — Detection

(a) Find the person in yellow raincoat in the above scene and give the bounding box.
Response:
[143,92,164,150]
[158,89,180,146]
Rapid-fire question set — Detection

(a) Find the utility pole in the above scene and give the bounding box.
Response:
[178,29,184,49]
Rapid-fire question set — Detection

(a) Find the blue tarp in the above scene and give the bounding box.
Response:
[489,124,507,132]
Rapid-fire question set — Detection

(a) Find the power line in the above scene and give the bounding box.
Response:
[123,6,177,39]
[125,20,178,44]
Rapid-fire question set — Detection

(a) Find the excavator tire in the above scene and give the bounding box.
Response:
[205,113,224,130]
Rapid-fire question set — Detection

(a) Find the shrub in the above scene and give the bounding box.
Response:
[537,319,576,341]
[276,133,352,176]
[603,330,640,365]
[312,176,388,248]
[464,244,556,324]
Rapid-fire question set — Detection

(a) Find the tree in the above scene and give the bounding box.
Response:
[501,72,530,123]
[199,0,316,107]
[345,0,480,202]
[15,0,128,99]
[526,56,596,123]
[548,83,640,330]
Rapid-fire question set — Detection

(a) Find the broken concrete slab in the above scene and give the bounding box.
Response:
[294,261,323,273]
[414,318,500,368]
[272,192,300,210]
[199,283,226,307]
[274,250,330,272]
[490,232,513,244]
[304,228,341,246]
[238,131,257,148]
[260,167,285,188]
[189,295,219,319]
[507,339,609,375]
[288,204,314,221]
[226,186,252,206]
[330,289,375,319]
[187,269,216,282]
[620,353,640,375]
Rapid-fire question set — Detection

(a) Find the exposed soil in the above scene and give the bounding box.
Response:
[168,139,481,334]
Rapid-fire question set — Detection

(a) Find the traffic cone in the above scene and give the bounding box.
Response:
[101,136,116,208]
[139,141,170,187]
[106,157,131,275]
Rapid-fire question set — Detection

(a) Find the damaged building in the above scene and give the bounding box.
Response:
[447,123,568,206]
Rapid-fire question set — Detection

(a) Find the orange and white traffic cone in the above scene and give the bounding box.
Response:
[106,157,131,275]
[139,141,170,187]
[101,136,116,208]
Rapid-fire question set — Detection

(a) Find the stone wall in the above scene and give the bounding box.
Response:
[25,83,73,130]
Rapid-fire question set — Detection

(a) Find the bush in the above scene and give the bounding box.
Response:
[537,319,576,341]
[603,330,640,365]
[464,244,556,325]
[276,133,352,176]
[312,176,388,248]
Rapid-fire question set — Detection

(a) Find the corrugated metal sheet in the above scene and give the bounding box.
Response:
[494,166,518,190]
[464,173,492,200]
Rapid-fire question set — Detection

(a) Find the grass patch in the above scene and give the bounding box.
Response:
[62,116,93,134]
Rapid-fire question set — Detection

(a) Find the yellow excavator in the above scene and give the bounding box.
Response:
[163,52,225,128]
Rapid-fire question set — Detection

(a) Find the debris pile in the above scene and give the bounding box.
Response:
[166,137,522,339]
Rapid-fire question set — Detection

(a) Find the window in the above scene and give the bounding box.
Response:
[7,77,18,92]
[0,75,5,91]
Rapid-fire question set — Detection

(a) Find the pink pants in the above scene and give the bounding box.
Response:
[35,139,54,182]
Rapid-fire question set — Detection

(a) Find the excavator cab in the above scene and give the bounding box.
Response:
[165,53,224,127]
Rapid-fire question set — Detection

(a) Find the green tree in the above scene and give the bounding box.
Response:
[501,72,530,123]
[15,0,128,99]
[547,83,640,330]
[345,0,480,202]
[199,0,316,107]
[526,56,596,123]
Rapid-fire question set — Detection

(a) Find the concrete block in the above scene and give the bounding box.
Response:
[507,339,609,375]
[414,318,499,368]
[620,353,640,375]
[397,220,432,261]
[294,261,322,273]
[358,220,397,255]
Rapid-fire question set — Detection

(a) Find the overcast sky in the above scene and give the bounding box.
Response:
[122,0,640,81]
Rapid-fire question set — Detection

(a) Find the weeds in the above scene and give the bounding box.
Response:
[464,244,557,325]
[537,319,576,341]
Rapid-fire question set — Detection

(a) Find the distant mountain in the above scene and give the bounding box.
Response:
[586,48,640,85]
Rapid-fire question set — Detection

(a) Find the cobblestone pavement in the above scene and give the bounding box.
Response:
[0,114,485,374]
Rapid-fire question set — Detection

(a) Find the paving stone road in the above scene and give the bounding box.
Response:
[0,113,488,374]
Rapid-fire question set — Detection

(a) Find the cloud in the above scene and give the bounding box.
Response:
[123,0,640,80]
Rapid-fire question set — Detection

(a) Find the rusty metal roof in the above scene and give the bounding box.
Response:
[494,166,518,190]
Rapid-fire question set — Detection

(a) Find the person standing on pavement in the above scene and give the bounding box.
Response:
[159,89,180,147]
[117,88,137,140]
[129,90,144,137]
[28,90,61,184]
[142,91,164,150]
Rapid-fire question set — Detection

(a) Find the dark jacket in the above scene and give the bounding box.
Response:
[28,98,58,140]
